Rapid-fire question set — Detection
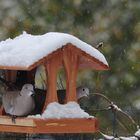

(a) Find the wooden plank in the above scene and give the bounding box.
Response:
[0,116,36,127]
[0,65,30,71]
[0,118,99,134]
[33,118,99,134]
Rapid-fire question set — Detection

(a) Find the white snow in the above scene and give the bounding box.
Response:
[120,136,138,140]
[100,130,140,140]
[28,102,93,119]
[133,100,140,109]
[101,134,138,140]
[109,102,122,111]
[135,129,140,138]
[0,31,108,67]
[101,133,115,140]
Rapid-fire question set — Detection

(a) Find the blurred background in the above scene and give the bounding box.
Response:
[0,0,140,139]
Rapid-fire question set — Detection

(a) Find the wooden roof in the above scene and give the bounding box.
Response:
[0,32,109,71]
[0,44,109,71]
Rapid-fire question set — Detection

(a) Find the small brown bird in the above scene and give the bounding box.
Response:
[95,42,103,50]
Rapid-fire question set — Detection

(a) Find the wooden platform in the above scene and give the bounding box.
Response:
[0,116,99,134]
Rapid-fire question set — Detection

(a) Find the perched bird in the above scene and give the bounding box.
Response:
[76,87,89,99]
[2,84,35,117]
[95,42,103,50]
[57,87,89,104]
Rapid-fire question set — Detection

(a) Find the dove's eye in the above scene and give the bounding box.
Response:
[82,88,85,91]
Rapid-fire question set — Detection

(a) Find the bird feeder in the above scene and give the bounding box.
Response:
[0,32,109,134]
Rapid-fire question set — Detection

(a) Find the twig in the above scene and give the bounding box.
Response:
[92,92,112,103]
[91,93,139,129]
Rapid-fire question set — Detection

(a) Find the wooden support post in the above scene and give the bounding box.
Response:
[63,45,79,103]
[43,52,62,111]
[27,68,36,84]
[5,70,17,83]
[0,106,5,115]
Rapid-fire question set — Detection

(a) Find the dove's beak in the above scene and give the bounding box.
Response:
[84,94,89,98]
[86,94,89,98]
[28,90,35,97]
[85,90,90,98]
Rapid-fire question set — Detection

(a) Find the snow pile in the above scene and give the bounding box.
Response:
[109,102,122,111]
[120,136,138,140]
[101,133,114,140]
[133,100,140,109]
[0,31,108,67]
[29,102,93,119]
[135,129,140,138]
[101,134,138,140]
[101,129,140,140]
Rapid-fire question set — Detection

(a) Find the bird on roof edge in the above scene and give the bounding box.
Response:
[95,42,104,50]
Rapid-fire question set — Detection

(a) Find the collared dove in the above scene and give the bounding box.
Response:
[34,87,89,114]
[76,87,89,99]
[2,84,35,117]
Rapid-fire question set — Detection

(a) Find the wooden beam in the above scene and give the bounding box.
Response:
[43,50,63,111]
[0,65,30,71]
[33,118,99,134]
[0,116,35,127]
[0,118,99,134]
[5,70,17,82]
[63,44,79,102]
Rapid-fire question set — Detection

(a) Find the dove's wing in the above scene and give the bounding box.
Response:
[2,91,19,115]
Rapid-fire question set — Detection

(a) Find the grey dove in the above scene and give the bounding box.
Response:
[58,86,90,103]
[2,84,35,116]
[76,87,89,99]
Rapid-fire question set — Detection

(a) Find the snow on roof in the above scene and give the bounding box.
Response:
[0,31,108,68]
[28,102,93,119]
